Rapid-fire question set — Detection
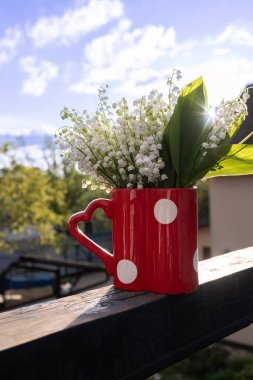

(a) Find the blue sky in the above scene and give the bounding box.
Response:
[1,0,253,138]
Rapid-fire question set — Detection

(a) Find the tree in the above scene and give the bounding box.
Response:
[43,139,111,235]
[0,162,66,252]
[0,141,111,254]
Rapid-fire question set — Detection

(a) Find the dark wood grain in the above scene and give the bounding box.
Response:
[0,247,253,380]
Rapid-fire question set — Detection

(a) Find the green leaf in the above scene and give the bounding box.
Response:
[187,144,232,186]
[162,77,210,186]
[204,144,253,179]
[180,76,207,100]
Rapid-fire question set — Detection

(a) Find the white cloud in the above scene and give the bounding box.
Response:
[69,18,253,107]
[27,0,124,47]
[0,144,55,170]
[20,56,58,96]
[113,67,170,97]
[0,26,22,64]
[181,58,253,105]
[212,24,253,46]
[170,41,195,58]
[70,19,176,93]
[212,48,230,56]
[0,114,56,135]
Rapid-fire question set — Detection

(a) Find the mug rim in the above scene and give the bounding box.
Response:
[111,187,197,194]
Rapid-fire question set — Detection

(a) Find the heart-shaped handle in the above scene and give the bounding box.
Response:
[68,198,115,275]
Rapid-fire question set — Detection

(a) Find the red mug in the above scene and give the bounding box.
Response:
[68,188,198,294]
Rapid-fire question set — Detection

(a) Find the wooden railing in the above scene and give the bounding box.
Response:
[0,247,253,380]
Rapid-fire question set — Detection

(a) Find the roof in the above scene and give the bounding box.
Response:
[0,253,20,273]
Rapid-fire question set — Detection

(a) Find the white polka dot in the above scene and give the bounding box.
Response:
[117,260,138,284]
[193,249,198,272]
[154,199,178,224]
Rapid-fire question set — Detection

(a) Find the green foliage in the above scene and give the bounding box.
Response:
[236,363,253,380]
[189,145,231,184]
[162,77,211,187]
[44,140,111,236]
[159,345,229,380]
[209,368,237,380]
[189,144,253,185]
[156,346,253,380]
[162,77,253,188]
[0,163,63,251]
[210,357,253,380]
[0,142,110,254]
[44,142,110,235]
[0,142,13,154]
[205,145,253,179]
[53,166,110,237]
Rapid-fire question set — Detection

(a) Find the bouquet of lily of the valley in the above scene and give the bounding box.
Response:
[56,70,253,190]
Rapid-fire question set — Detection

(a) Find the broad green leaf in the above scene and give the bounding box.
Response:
[187,145,232,186]
[162,77,210,187]
[186,132,232,186]
[204,144,253,179]
[180,77,207,100]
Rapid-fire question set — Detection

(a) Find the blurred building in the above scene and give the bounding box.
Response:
[198,84,253,349]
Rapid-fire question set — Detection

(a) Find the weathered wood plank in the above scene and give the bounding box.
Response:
[0,247,253,380]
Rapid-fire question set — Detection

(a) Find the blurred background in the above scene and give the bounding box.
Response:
[0,1,253,378]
